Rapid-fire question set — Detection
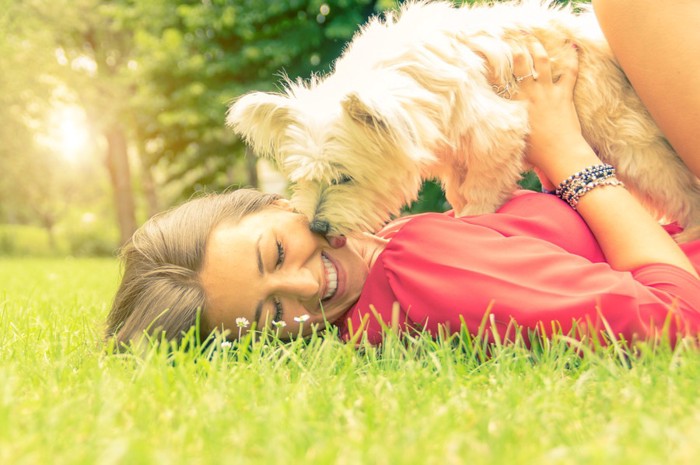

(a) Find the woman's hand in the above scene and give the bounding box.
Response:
[510,34,698,278]
[512,36,593,190]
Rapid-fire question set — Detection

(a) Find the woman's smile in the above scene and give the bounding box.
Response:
[320,253,338,301]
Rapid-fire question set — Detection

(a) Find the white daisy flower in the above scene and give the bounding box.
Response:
[272,320,287,328]
[293,315,310,323]
[235,317,250,328]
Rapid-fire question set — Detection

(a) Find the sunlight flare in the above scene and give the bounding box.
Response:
[45,105,92,163]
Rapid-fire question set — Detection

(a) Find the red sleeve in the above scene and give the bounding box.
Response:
[337,193,700,345]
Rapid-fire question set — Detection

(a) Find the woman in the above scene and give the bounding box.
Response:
[106,6,700,348]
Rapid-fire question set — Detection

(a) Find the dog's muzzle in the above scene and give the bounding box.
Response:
[310,218,331,235]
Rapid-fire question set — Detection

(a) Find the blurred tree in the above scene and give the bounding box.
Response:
[2,0,388,243]
[1,0,140,245]
[127,0,382,205]
[0,0,49,222]
[0,0,90,247]
[52,0,139,245]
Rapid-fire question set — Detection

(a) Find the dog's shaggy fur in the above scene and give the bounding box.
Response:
[228,0,700,239]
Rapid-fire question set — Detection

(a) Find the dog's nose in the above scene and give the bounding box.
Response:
[310,219,330,235]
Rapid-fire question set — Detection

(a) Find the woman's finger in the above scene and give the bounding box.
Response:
[556,41,580,90]
[511,38,534,85]
[527,36,551,83]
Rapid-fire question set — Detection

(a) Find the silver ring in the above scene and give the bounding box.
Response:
[492,82,515,99]
[514,73,533,83]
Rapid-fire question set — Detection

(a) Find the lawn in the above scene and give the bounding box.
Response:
[1,257,699,465]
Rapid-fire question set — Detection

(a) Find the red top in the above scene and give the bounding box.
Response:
[336,191,700,345]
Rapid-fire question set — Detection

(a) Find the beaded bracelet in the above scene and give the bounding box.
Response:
[554,163,625,210]
[565,177,625,209]
[555,164,615,197]
[558,170,615,206]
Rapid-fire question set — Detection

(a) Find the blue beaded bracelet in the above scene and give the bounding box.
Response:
[555,164,625,209]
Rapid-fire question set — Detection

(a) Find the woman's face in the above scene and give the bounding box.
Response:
[199,201,384,338]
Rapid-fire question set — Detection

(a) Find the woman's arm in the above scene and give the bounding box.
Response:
[514,36,699,278]
[592,0,700,178]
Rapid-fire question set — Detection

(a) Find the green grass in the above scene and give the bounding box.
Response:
[2,258,700,465]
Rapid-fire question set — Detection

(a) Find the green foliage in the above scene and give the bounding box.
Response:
[62,220,120,257]
[0,0,120,245]
[128,0,381,202]
[404,180,452,214]
[0,225,66,256]
[404,173,543,216]
[2,257,700,464]
[519,170,544,192]
[0,220,119,258]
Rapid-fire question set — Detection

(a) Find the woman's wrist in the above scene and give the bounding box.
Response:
[534,137,601,186]
[543,153,699,278]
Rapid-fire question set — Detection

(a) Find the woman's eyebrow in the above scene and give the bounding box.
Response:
[254,234,264,328]
[256,234,264,276]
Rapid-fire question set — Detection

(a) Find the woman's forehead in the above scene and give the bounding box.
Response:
[199,221,260,334]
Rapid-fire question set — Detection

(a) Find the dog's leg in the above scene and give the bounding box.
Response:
[440,127,528,217]
[447,152,526,217]
[441,94,529,217]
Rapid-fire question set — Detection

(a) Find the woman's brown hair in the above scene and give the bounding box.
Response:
[106,188,281,348]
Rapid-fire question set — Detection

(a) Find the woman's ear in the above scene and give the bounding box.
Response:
[272,198,294,211]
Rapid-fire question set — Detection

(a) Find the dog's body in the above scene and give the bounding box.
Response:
[228,0,700,239]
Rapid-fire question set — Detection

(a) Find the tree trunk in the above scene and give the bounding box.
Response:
[104,123,137,245]
[141,161,160,218]
[40,214,57,252]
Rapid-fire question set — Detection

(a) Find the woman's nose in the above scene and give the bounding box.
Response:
[276,268,319,300]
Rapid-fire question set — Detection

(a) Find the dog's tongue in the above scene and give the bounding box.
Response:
[327,235,347,249]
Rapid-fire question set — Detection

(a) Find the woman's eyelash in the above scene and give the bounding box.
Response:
[273,297,283,322]
[276,240,285,268]
[271,240,285,324]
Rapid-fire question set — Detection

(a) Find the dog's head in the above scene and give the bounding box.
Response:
[227,76,435,235]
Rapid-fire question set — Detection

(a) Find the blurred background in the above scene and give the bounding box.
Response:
[0,0,551,258]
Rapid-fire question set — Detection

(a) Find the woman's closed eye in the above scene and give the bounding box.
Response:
[273,297,284,323]
[275,239,285,268]
[272,239,286,323]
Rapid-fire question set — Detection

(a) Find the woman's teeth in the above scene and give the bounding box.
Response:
[321,254,338,300]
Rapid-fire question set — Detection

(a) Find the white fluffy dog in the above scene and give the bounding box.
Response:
[227,0,700,239]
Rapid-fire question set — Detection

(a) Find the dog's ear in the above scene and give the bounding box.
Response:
[341,92,389,134]
[226,92,293,158]
[341,89,437,165]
